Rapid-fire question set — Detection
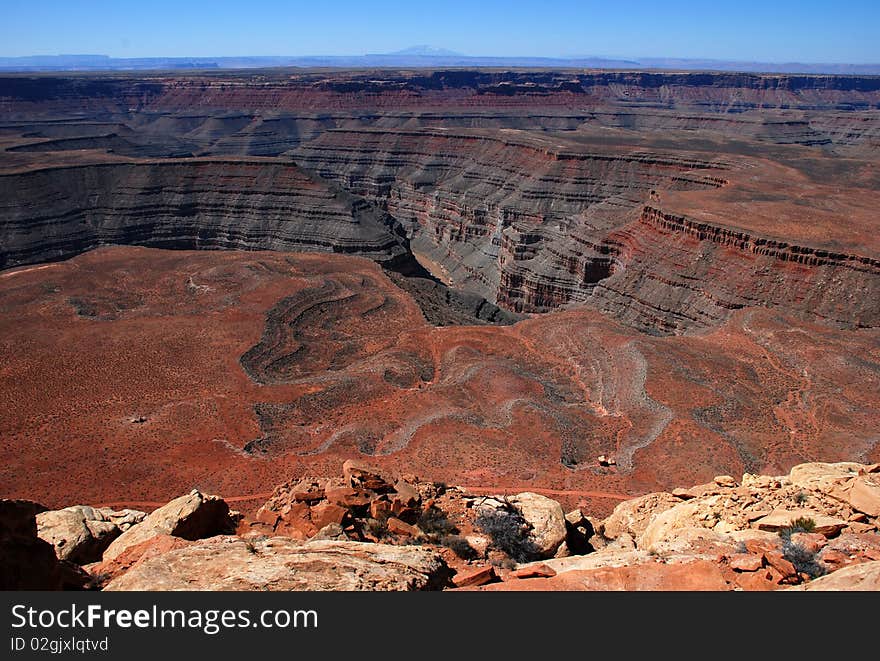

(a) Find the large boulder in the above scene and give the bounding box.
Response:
[787,462,866,497]
[37,506,145,564]
[788,560,880,591]
[601,492,681,542]
[848,474,880,517]
[788,462,880,517]
[638,498,723,550]
[85,534,194,588]
[102,490,234,562]
[0,499,88,590]
[474,560,732,591]
[752,509,847,536]
[104,537,451,591]
[507,492,567,559]
[519,548,651,576]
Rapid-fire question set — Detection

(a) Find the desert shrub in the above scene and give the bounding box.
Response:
[778,517,816,540]
[795,491,809,506]
[782,540,827,579]
[475,505,541,563]
[440,534,479,560]
[364,517,388,539]
[490,556,517,571]
[417,506,457,540]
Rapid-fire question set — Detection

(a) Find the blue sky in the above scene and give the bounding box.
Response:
[2,0,877,63]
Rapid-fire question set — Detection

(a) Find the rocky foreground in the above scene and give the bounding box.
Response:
[2,460,878,591]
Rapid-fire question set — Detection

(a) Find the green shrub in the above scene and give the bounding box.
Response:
[782,540,826,579]
[778,516,816,540]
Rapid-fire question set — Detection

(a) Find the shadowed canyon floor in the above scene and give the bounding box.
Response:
[1,69,879,518]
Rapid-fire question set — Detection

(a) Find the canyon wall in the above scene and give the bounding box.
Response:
[0,159,412,271]
[1,69,878,335]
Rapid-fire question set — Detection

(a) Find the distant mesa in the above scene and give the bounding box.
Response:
[0,51,877,74]
[383,45,465,57]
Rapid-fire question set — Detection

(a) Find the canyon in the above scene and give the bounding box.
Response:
[1,68,878,525]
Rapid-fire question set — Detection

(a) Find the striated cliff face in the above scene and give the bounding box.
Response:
[1,69,879,336]
[0,159,412,271]
[291,127,729,314]
[585,206,880,333]
[2,70,880,115]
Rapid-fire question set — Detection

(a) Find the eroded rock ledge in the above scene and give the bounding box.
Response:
[5,460,878,591]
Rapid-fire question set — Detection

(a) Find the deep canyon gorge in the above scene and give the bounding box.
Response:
[1,68,878,518]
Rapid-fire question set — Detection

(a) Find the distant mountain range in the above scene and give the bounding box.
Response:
[0,49,877,75]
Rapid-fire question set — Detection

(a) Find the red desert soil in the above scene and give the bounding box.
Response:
[1,246,878,517]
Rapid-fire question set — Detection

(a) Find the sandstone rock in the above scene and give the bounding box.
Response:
[343,459,393,493]
[511,563,557,579]
[638,498,717,549]
[741,473,780,490]
[565,509,587,527]
[734,570,778,591]
[86,534,192,587]
[602,492,680,543]
[647,527,733,556]
[612,532,636,550]
[508,492,567,559]
[823,531,880,557]
[788,461,865,496]
[105,537,450,591]
[272,502,316,540]
[325,486,373,509]
[369,498,392,519]
[522,548,651,576]
[1,499,86,590]
[787,560,880,591]
[453,565,498,588]
[36,506,145,564]
[818,551,852,574]
[393,480,420,508]
[102,490,234,562]
[386,517,421,538]
[310,502,349,530]
[728,529,781,548]
[465,535,491,558]
[763,551,798,582]
[752,509,847,537]
[789,532,828,554]
[714,475,736,488]
[309,523,348,541]
[670,488,693,500]
[292,489,324,503]
[476,560,731,591]
[729,553,764,572]
[553,542,571,558]
[847,474,880,517]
